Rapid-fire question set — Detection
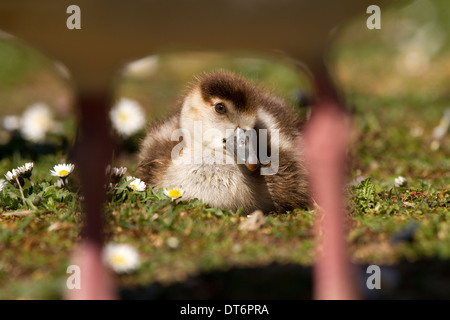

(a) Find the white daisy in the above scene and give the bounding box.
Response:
[20,103,55,142]
[430,140,440,151]
[123,55,160,79]
[109,98,145,138]
[2,115,21,132]
[115,167,127,176]
[4,169,24,188]
[346,176,365,187]
[0,179,8,191]
[106,166,128,188]
[109,166,128,177]
[394,176,408,188]
[16,162,34,179]
[163,187,184,201]
[103,243,140,274]
[50,163,75,178]
[106,165,127,179]
[54,179,65,188]
[410,126,424,138]
[4,170,18,183]
[166,237,180,249]
[126,176,146,192]
[432,108,450,140]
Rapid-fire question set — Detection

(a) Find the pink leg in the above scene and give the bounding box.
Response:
[65,241,117,300]
[303,66,358,300]
[64,93,117,300]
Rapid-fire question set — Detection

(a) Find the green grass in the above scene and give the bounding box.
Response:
[1,1,450,299]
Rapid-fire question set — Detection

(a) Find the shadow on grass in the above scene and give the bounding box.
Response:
[119,259,450,300]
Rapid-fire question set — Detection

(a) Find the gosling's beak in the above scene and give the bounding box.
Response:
[225,127,260,171]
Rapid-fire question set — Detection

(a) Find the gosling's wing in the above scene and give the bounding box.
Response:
[256,91,303,152]
[256,92,310,211]
[136,111,181,186]
[263,147,310,212]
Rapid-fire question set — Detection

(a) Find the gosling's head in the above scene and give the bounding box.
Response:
[180,72,259,152]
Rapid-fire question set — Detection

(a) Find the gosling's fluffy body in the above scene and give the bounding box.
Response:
[137,72,309,213]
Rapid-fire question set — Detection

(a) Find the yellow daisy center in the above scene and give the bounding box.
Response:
[118,111,129,123]
[59,169,69,176]
[168,190,181,198]
[36,115,51,129]
[111,254,126,265]
[129,184,137,191]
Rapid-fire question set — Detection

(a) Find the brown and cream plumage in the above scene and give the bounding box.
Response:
[136,71,310,213]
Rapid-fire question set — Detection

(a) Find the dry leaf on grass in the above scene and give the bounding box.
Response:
[238,210,266,231]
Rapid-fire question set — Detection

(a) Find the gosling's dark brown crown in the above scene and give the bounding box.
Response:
[198,72,257,113]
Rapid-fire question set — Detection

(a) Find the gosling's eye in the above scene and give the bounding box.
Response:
[214,103,227,114]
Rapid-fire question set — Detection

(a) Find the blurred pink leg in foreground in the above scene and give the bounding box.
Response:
[65,241,116,300]
[64,93,117,300]
[304,65,358,300]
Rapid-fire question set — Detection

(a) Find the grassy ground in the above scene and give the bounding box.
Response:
[0,1,449,299]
